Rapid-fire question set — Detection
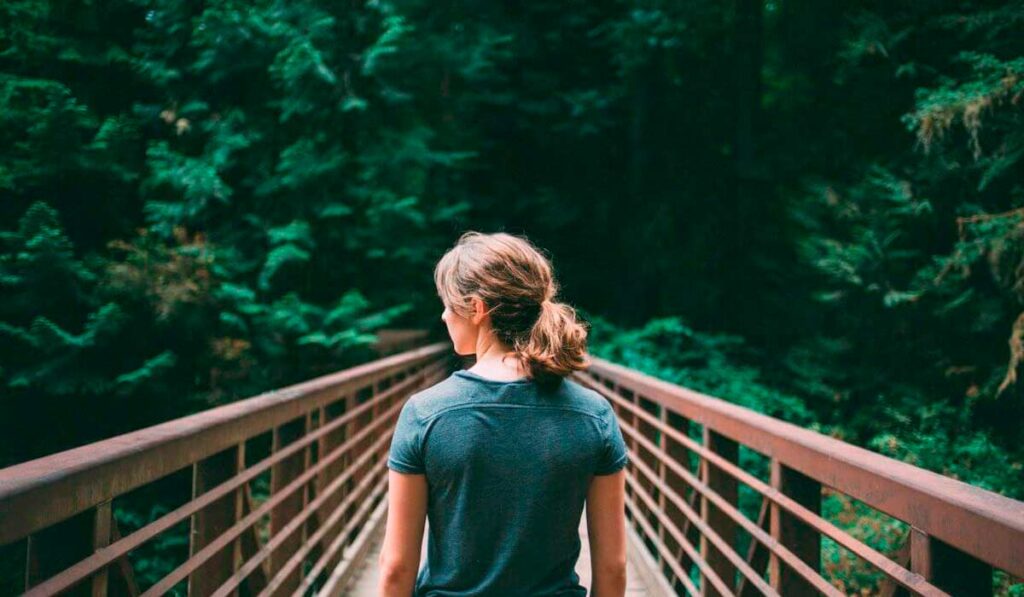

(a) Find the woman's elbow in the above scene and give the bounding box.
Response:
[594,559,628,588]
[595,551,627,574]
[378,553,417,589]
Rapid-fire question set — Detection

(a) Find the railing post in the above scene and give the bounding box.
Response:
[701,428,738,597]
[320,396,349,497]
[372,378,385,470]
[350,385,374,493]
[189,444,241,597]
[232,443,246,576]
[619,385,638,509]
[911,527,992,595]
[340,392,355,501]
[339,391,358,571]
[657,405,667,567]
[316,405,328,496]
[636,396,661,556]
[318,396,349,573]
[665,411,698,587]
[268,415,309,595]
[92,501,111,597]
[768,458,820,596]
[302,411,316,544]
[303,409,323,566]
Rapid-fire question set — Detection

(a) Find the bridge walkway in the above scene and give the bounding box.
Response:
[343,514,668,595]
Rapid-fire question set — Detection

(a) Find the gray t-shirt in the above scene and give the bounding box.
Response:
[387,368,630,596]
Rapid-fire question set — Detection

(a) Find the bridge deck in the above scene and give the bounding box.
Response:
[344,511,667,595]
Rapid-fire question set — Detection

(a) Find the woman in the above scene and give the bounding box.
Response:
[379,231,630,596]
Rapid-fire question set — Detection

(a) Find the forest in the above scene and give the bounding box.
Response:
[1,0,1023,594]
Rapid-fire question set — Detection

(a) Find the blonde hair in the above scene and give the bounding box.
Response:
[434,231,591,385]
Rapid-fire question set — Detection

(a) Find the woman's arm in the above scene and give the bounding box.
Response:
[586,469,628,597]
[378,470,428,596]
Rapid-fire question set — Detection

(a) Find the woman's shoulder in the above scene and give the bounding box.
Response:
[555,377,616,418]
[401,372,473,420]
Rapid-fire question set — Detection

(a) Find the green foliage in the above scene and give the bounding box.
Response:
[2,0,1024,593]
[587,314,814,424]
[0,0,468,474]
[0,203,125,398]
[259,220,314,291]
[906,53,1024,160]
[869,400,1023,496]
[787,2,1024,508]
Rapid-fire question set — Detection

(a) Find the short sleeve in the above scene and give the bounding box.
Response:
[387,398,425,474]
[594,404,629,475]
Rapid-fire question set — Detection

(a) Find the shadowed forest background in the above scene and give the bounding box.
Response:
[2,0,1024,593]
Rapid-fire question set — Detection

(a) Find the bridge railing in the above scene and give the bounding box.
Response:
[573,358,1024,597]
[0,342,451,597]
[6,344,1023,597]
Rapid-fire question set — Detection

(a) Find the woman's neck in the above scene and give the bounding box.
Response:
[471,339,528,380]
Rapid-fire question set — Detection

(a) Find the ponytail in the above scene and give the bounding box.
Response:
[515,299,591,386]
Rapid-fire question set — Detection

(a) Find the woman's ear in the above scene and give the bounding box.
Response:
[470,296,487,326]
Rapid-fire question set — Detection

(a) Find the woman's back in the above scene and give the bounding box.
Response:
[387,369,629,596]
[378,230,629,596]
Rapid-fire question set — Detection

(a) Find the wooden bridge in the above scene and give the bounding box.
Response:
[1,341,1022,596]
